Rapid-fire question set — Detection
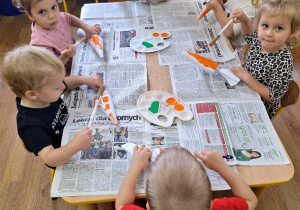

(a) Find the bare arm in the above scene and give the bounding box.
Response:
[194,149,257,210]
[71,15,101,38]
[116,145,151,210]
[206,0,235,37]
[230,66,272,103]
[64,75,103,91]
[38,127,92,167]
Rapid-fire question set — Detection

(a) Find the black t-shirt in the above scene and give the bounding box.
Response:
[16,97,69,156]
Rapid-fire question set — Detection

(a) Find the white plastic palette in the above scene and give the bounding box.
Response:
[137,91,193,127]
[130,31,171,53]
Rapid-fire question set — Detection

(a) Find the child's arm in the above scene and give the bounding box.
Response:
[38,127,92,167]
[194,149,257,210]
[231,8,254,36]
[58,45,76,64]
[230,66,272,103]
[115,145,151,210]
[71,15,101,38]
[64,75,103,91]
[206,0,235,37]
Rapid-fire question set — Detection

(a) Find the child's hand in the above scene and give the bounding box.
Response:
[230,66,251,81]
[206,0,221,11]
[63,45,76,57]
[131,145,151,171]
[194,149,227,172]
[73,127,92,151]
[231,8,248,23]
[83,75,103,90]
[83,24,101,38]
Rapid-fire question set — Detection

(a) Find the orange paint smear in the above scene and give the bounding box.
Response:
[109,113,118,126]
[152,33,159,37]
[90,36,102,50]
[105,104,110,111]
[174,104,184,111]
[161,33,169,38]
[166,97,184,111]
[102,96,109,103]
[187,51,218,70]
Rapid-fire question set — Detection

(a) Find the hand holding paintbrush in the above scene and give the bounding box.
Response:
[88,85,106,128]
[56,37,89,56]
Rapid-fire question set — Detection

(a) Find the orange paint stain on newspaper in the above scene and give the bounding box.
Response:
[90,36,103,50]
[186,51,218,71]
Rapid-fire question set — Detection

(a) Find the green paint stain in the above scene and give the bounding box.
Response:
[148,101,160,114]
[142,41,153,48]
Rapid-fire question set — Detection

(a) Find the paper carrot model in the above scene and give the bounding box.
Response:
[95,90,118,126]
[196,0,220,21]
[89,35,104,59]
[181,50,218,74]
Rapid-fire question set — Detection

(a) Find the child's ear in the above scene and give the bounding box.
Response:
[24,90,38,100]
[290,27,300,38]
[25,11,34,21]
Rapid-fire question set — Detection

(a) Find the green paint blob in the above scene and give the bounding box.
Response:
[142,41,153,48]
[148,101,160,114]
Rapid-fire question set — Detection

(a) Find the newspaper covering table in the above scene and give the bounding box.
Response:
[50,1,290,198]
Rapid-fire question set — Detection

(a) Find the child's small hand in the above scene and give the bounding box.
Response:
[230,66,251,81]
[231,8,247,23]
[84,24,101,38]
[73,127,92,151]
[194,149,227,172]
[206,0,221,11]
[83,75,103,90]
[63,45,76,57]
[131,145,151,171]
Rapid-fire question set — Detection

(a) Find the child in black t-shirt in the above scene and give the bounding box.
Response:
[1,45,103,168]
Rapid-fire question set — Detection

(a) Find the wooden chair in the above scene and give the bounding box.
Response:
[273,80,300,118]
[62,0,98,13]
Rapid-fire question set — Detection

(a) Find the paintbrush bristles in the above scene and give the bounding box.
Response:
[209,35,220,47]
[97,85,106,100]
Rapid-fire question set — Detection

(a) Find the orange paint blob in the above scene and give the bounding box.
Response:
[102,96,109,103]
[166,97,185,111]
[166,97,177,105]
[161,33,169,38]
[90,36,103,50]
[152,33,159,37]
[105,104,110,111]
[174,104,184,111]
[187,51,218,70]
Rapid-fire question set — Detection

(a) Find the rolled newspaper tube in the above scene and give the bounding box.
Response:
[88,85,106,128]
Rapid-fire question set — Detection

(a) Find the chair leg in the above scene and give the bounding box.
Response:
[62,0,68,13]
[95,0,99,3]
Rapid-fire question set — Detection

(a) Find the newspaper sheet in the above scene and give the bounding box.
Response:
[66,63,147,110]
[51,108,233,197]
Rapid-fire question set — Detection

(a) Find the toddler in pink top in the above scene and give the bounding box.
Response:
[13,0,101,75]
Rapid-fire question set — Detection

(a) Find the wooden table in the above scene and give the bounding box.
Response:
[62,53,294,205]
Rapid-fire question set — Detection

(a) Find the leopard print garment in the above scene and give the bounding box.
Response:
[243,31,293,119]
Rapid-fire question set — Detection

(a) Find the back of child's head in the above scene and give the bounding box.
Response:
[1,45,65,97]
[256,0,300,39]
[12,0,62,15]
[146,147,212,210]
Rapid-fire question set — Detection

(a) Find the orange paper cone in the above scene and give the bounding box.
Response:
[96,90,118,126]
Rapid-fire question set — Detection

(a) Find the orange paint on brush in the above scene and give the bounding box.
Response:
[161,33,169,38]
[102,96,109,103]
[152,33,159,37]
[186,51,218,70]
[90,36,103,50]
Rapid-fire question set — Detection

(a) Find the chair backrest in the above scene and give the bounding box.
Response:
[281,80,300,107]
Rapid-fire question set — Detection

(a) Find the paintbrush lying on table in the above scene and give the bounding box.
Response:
[56,37,88,56]
[88,85,106,128]
[209,19,234,47]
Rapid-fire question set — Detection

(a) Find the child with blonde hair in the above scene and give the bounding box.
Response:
[230,0,300,119]
[12,0,101,74]
[206,0,259,60]
[115,146,257,210]
[1,45,103,168]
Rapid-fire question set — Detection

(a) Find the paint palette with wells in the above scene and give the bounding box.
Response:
[130,31,171,53]
[137,91,193,127]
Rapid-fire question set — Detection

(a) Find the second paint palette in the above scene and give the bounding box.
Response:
[130,31,171,53]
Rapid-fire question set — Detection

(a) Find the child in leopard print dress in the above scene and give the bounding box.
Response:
[229,0,300,119]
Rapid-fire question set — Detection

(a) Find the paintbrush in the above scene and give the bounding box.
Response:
[88,85,106,128]
[209,19,234,47]
[56,37,88,56]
